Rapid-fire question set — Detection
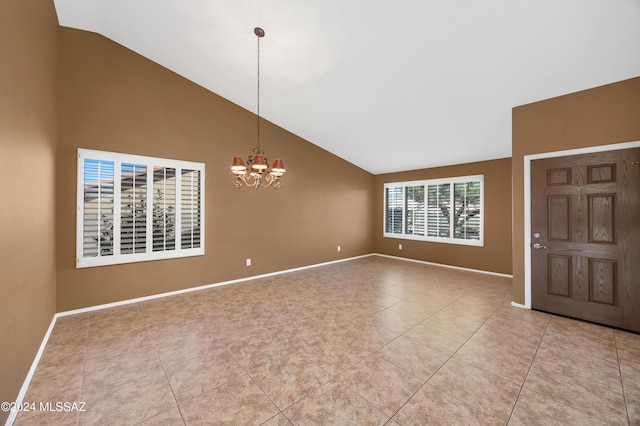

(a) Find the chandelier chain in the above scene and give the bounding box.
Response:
[256,34,261,152]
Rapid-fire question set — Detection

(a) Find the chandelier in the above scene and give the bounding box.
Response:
[231,27,285,190]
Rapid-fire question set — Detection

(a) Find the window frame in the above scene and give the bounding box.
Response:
[76,148,205,268]
[383,174,484,246]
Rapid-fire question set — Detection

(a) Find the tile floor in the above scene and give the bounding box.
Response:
[13,256,640,425]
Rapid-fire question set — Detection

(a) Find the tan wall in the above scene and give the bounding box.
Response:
[0,0,58,421]
[512,77,640,304]
[56,28,374,311]
[372,158,513,275]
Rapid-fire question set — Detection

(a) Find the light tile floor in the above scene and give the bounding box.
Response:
[14,256,640,425]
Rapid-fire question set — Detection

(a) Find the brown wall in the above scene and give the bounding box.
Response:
[512,77,640,304]
[56,28,374,311]
[372,158,513,275]
[0,0,58,422]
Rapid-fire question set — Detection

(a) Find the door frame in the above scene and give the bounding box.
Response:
[519,140,640,310]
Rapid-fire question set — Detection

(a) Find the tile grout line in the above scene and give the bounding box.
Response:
[76,314,91,426]
[195,307,286,424]
[504,313,551,424]
[413,294,513,424]
[138,302,188,426]
[613,331,632,426]
[371,289,510,423]
[513,317,629,424]
[174,297,273,423]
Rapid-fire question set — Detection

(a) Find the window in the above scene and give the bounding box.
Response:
[77,149,205,268]
[384,175,483,246]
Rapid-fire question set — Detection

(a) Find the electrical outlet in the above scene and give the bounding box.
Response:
[246,258,251,266]
[399,244,403,250]
[337,245,341,252]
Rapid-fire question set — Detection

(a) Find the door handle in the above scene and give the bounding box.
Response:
[532,243,547,249]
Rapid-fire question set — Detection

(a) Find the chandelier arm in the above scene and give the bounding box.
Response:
[239,173,250,185]
[260,174,273,187]
[233,170,282,190]
[260,174,282,188]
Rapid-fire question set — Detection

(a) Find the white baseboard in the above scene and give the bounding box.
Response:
[57,254,373,318]
[5,317,58,426]
[511,301,530,309]
[373,253,513,278]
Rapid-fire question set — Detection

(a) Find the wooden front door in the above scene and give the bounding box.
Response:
[531,147,640,332]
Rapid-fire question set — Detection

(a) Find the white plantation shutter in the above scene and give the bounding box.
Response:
[384,186,403,234]
[405,185,425,236]
[152,166,177,252]
[77,149,204,268]
[427,183,450,238]
[120,163,147,254]
[454,181,481,241]
[181,169,202,249]
[384,175,483,246]
[83,159,114,258]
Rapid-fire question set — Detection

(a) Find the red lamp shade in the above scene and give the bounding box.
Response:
[271,159,285,175]
[252,155,268,170]
[231,156,246,174]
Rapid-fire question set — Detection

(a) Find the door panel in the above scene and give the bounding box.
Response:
[531,148,640,332]
[548,254,571,297]
[589,194,615,243]
[548,196,570,240]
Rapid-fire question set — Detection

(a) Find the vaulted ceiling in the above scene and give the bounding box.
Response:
[53,0,640,174]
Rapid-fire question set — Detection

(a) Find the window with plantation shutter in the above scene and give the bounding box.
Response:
[77,149,205,268]
[383,175,483,246]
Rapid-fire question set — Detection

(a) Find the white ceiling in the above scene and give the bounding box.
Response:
[53,0,640,174]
